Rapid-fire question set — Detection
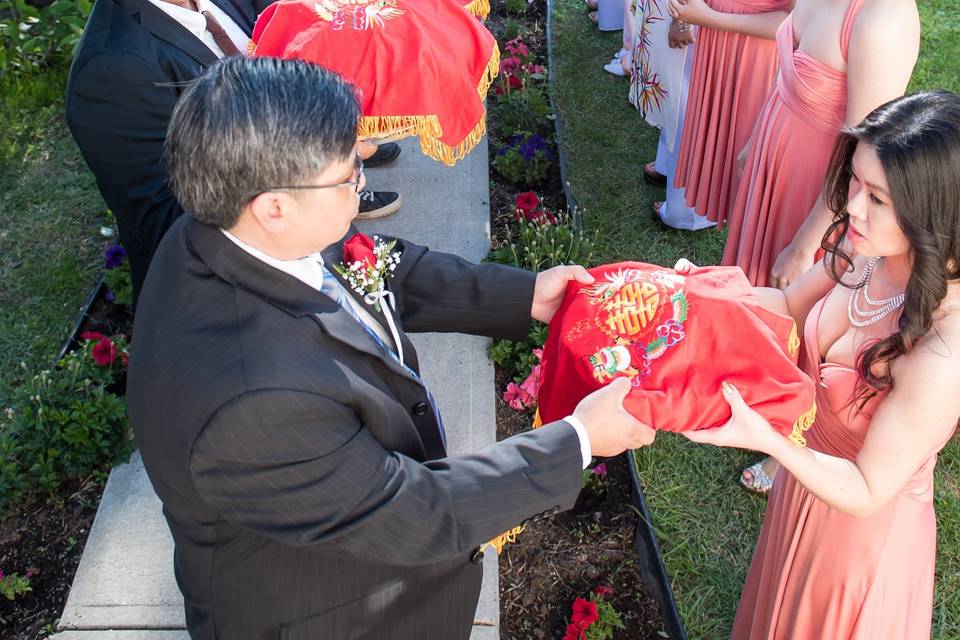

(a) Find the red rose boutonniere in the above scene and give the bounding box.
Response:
[334,233,400,312]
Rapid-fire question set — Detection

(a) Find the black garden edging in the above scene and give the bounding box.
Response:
[627,452,688,639]
[55,275,107,363]
[545,0,582,230]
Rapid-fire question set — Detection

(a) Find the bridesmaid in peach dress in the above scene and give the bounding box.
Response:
[681,92,960,638]
[723,0,920,288]
[666,0,792,223]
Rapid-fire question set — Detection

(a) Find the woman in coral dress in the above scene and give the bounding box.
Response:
[723,0,920,288]
[681,91,960,638]
[666,0,792,223]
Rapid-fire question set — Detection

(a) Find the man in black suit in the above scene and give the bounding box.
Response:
[127,56,655,639]
[65,0,401,301]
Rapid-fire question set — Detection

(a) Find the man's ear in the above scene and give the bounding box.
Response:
[247,191,296,234]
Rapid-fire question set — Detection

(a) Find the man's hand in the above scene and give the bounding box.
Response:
[573,377,656,456]
[668,20,696,49]
[532,265,595,323]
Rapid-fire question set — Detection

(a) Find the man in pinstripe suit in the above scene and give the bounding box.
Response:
[127,56,655,639]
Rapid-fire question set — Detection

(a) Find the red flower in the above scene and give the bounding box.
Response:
[80,331,107,342]
[593,584,614,599]
[343,233,377,269]
[571,597,599,628]
[508,74,523,90]
[515,191,540,212]
[562,623,584,640]
[121,352,129,368]
[91,338,118,366]
[500,55,521,76]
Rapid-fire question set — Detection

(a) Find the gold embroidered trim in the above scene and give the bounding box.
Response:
[787,321,801,358]
[463,0,491,19]
[789,403,817,447]
[480,525,525,555]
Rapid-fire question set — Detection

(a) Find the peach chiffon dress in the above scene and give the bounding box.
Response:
[673,0,790,223]
[722,1,865,286]
[732,288,947,639]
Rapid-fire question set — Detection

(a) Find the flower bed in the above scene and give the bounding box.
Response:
[484,1,670,637]
[0,243,134,638]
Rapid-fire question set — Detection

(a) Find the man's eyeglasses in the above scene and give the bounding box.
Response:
[258,155,364,197]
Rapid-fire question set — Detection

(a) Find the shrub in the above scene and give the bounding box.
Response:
[0,0,92,77]
[504,0,527,15]
[488,214,595,272]
[0,334,131,514]
[492,132,554,186]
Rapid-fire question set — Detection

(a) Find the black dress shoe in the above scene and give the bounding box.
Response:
[357,190,402,219]
[363,142,402,168]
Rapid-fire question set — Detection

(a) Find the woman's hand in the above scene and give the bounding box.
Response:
[673,258,698,274]
[668,0,713,27]
[770,242,815,290]
[668,19,696,49]
[682,381,780,453]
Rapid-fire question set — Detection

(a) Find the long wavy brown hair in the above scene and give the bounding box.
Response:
[820,91,960,398]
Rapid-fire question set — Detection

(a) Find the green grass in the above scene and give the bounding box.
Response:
[550,0,960,636]
[0,69,107,398]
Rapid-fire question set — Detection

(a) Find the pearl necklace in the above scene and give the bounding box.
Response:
[847,257,905,328]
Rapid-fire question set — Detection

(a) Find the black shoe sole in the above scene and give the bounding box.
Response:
[643,166,667,187]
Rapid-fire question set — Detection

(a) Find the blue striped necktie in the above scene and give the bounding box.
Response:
[319,265,446,448]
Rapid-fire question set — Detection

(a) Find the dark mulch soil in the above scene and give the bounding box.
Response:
[0,476,106,639]
[495,373,666,639]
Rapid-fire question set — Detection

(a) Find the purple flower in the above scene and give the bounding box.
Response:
[591,463,608,478]
[105,289,115,303]
[105,244,127,270]
[519,143,536,161]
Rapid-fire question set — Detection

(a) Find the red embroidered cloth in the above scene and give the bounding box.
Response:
[250,0,499,166]
[537,263,817,445]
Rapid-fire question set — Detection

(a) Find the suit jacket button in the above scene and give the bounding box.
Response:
[412,402,429,416]
[470,547,484,564]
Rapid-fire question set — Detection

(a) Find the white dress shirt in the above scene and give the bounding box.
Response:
[148,0,249,58]
[220,230,592,467]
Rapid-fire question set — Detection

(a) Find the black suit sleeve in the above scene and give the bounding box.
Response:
[394,246,537,342]
[189,389,583,566]
[65,50,185,295]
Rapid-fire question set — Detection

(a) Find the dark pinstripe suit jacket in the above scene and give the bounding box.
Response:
[127,217,585,640]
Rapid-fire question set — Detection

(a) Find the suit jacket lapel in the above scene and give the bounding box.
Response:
[133,0,219,66]
[211,0,254,34]
[321,243,420,373]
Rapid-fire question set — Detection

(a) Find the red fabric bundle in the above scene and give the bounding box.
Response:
[537,263,817,445]
[250,0,499,166]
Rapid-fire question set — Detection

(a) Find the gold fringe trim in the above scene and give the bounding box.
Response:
[787,322,800,358]
[480,525,525,555]
[356,44,500,166]
[463,0,491,19]
[532,408,542,428]
[788,404,817,447]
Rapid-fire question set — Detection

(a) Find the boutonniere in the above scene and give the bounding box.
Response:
[334,233,401,312]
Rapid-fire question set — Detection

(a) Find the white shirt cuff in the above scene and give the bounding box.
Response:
[563,415,592,469]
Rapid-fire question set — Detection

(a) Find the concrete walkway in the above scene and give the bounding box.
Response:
[52,137,500,639]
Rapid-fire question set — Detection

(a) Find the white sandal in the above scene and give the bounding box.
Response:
[740,460,774,495]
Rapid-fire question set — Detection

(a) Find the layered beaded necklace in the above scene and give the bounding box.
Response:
[847,256,906,328]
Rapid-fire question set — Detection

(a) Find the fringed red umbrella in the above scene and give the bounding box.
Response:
[250,0,499,166]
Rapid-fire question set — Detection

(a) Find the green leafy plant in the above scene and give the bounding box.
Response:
[489,322,548,382]
[563,587,625,640]
[504,0,528,15]
[492,131,554,187]
[581,462,609,494]
[0,0,93,77]
[0,569,32,601]
[103,243,133,307]
[0,334,131,514]
[488,214,595,272]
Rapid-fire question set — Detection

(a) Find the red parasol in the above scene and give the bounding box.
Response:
[250,0,499,166]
